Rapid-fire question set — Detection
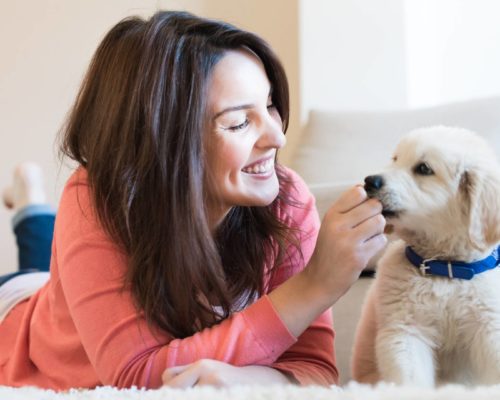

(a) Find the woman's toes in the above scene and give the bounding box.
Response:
[2,186,14,209]
[4,162,47,210]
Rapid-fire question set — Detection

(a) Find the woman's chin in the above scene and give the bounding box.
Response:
[251,187,280,207]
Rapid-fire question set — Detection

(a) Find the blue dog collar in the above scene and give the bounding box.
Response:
[405,246,500,280]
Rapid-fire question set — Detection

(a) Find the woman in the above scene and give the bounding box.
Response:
[0,11,386,390]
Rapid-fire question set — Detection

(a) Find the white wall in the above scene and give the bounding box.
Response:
[405,0,500,107]
[300,0,409,119]
[300,0,500,115]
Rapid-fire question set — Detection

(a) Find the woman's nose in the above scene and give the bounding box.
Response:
[257,114,286,149]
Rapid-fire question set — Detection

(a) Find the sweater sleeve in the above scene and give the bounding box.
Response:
[267,168,338,386]
[55,170,299,389]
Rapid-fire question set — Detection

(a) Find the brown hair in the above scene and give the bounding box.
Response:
[60,11,299,338]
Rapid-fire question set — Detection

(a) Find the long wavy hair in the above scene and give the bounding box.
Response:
[60,11,300,338]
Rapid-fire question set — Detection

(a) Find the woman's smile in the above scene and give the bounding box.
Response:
[241,156,275,175]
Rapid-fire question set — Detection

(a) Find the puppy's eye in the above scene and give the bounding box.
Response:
[413,162,434,176]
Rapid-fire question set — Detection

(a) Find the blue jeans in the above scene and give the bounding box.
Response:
[0,205,55,286]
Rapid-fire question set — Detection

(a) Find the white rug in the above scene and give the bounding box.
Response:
[2,382,500,400]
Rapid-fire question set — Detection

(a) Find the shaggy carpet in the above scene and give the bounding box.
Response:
[2,382,500,400]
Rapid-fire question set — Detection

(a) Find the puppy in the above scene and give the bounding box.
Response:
[351,126,500,387]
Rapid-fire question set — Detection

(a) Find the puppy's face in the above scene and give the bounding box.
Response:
[365,126,500,254]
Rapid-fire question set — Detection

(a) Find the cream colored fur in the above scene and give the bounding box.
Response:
[351,126,500,387]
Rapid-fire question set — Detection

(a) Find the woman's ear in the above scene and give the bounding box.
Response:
[461,168,500,250]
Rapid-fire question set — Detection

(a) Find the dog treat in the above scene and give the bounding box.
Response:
[384,224,394,234]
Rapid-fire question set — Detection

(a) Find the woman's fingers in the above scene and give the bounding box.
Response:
[162,366,200,388]
[350,200,383,227]
[353,212,388,261]
[162,360,229,388]
[330,185,367,214]
[337,199,384,233]
[162,365,198,388]
[354,212,386,239]
[362,231,388,256]
[162,365,183,382]
[327,186,383,231]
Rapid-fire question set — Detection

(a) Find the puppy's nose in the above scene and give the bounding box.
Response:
[364,175,384,192]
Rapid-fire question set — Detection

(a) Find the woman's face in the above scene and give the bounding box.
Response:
[204,49,286,228]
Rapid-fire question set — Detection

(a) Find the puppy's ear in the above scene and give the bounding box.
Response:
[460,168,500,250]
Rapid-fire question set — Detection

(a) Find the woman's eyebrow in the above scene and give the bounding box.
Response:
[213,104,254,120]
[212,89,273,121]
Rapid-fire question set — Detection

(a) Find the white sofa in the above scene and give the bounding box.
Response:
[290,96,500,384]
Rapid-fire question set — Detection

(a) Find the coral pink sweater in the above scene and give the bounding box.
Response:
[0,168,337,390]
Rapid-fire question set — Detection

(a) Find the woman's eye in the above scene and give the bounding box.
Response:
[227,119,249,132]
[413,162,434,176]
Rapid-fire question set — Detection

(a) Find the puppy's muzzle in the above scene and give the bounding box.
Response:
[364,174,384,195]
[364,174,398,220]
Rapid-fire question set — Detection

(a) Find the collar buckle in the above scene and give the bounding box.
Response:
[419,262,431,276]
[420,257,437,276]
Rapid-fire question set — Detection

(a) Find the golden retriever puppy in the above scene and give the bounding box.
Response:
[351,126,500,386]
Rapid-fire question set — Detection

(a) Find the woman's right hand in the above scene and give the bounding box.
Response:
[305,185,387,304]
[268,185,387,338]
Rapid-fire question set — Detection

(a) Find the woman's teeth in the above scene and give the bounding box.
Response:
[242,158,274,174]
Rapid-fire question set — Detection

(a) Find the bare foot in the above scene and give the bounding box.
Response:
[2,162,47,211]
